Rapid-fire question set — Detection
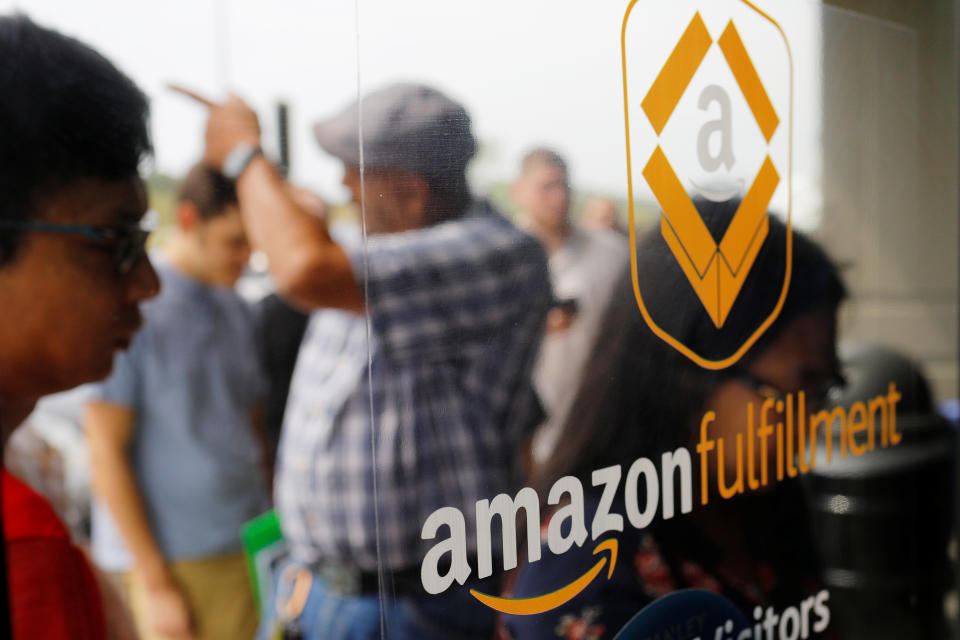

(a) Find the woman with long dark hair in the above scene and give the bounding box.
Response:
[502,200,846,640]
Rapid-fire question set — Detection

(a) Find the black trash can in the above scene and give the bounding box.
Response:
[803,343,955,640]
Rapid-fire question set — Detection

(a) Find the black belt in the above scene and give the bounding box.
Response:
[309,562,426,598]
[309,555,495,598]
[362,567,424,597]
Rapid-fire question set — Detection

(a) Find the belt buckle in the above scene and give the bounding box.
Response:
[318,563,361,596]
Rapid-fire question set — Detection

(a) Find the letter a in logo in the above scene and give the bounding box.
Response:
[621,1,793,369]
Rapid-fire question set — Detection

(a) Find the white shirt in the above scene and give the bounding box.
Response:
[531,227,629,464]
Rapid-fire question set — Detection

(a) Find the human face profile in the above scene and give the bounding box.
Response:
[0,176,160,398]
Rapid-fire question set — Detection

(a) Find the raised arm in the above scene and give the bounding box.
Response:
[200,96,362,313]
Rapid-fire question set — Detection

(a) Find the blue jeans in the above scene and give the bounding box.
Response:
[258,559,499,640]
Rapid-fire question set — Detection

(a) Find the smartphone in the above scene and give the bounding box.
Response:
[553,297,579,315]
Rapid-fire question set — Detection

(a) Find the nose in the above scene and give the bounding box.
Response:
[125,254,161,301]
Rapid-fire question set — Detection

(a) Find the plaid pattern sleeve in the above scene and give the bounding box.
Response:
[277,200,552,571]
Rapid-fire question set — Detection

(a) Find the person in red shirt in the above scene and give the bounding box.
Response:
[3,472,108,638]
[0,14,160,639]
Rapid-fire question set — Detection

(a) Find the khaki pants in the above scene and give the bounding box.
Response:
[123,551,258,640]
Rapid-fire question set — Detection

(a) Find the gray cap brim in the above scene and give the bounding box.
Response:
[313,103,362,168]
[313,83,476,177]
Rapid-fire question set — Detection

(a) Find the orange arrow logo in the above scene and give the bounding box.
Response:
[641,13,780,329]
[621,0,794,369]
[469,539,619,615]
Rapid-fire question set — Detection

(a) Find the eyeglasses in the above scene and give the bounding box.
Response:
[0,218,152,275]
[731,369,847,408]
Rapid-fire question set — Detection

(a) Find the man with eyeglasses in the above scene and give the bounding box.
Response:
[0,14,159,639]
[84,163,270,640]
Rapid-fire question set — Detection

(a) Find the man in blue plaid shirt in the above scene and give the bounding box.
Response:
[197,83,551,639]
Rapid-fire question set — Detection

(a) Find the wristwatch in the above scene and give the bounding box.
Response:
[222,143,263,180]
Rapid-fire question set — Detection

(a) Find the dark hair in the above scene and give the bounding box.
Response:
[0,15,151,266]
[177,163,239,221]
[423,168,472,224]
[537,200,846,492]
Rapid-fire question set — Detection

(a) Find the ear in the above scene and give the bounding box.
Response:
[400,173,431,221]
[176,201,200,232]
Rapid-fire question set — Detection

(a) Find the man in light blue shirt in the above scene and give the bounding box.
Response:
[85,163,269,640]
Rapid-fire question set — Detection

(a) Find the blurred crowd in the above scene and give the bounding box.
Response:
[0,13,954,640]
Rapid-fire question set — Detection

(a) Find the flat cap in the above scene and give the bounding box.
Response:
[313,83,476,178]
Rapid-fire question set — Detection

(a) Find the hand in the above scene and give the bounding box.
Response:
[545,307,576,333]
[168,85,261,170]
[204,95,261,170]
[144,580,195,639]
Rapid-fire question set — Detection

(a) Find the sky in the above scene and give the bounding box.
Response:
[5,0,827,227]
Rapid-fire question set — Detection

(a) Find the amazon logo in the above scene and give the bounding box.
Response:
[622,0,793,369]
[420,451,695,614]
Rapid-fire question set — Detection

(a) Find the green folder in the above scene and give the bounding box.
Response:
[241,510,286,619]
